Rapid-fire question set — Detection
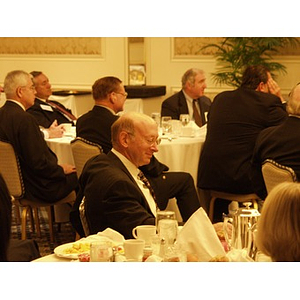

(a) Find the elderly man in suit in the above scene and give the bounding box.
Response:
[161,68,211,127]
[0,70,77,203]
[73,112,160,238]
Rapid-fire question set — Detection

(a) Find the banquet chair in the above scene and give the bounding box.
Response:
[70,137,103,178]
[208,190,259,222]
[0,140,76,242]
[79,196,90,236]
[262,159,297,194]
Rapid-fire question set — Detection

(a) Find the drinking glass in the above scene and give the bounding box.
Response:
[156,210,177,245]
[180,114,190,126]
[151,112,161,127]
[161,116,172,135]
[90,241,114,262]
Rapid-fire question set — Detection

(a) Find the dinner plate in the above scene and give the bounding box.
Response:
[54,242,90,259]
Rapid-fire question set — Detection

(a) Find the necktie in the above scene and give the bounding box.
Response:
[137,171,158,210]
[47,100,77,121]
[193,99,203,127]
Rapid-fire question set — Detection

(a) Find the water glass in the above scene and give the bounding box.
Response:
[161,116,172,135]
[180,114,190,126]
[90,241,114,262]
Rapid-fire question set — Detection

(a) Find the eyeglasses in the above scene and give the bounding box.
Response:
[127,132,161,146]
[115,92,128,99]
[20,85,36,91]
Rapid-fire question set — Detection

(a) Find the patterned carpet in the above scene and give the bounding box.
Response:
[10,205,77,257]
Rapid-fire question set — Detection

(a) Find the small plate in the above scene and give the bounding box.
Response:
[54,242,90,259]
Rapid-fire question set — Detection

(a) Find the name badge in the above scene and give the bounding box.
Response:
[40,104,53,112]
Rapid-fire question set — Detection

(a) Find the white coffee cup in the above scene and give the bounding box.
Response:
[132,225,157,247]
[123,239,145,262]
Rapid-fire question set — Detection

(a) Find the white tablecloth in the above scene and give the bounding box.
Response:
[46,132,205,184]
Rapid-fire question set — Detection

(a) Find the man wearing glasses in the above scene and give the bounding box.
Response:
[71,76,201,237]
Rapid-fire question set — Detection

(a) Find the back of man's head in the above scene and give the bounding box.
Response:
[4,70,29,99]
[241,65,270,90]
[92,76,122,101]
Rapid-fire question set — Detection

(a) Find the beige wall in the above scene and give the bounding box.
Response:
[0,38,128,90]
[0,37,299,116]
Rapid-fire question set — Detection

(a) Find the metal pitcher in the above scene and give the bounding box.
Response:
[223,202,260,259]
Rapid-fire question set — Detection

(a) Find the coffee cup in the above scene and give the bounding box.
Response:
[132,225,156,247]
[123,239,145,262]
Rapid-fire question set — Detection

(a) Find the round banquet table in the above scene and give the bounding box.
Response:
[46,133,206,184]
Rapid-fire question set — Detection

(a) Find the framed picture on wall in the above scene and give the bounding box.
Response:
[129,65,146,85]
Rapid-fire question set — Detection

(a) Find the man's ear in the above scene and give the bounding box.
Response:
[256,82,266,92]
[16,86,23,98]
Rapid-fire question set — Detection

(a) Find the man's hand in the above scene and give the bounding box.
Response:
[60,163,76,174]
[267,77,285,103]
[46,120,65,138]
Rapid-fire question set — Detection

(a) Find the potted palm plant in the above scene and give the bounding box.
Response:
[201,37,300,88]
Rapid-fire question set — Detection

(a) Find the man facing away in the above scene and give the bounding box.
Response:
[161,68,211,127]
[197,65,287,219]
[0,70,77,203]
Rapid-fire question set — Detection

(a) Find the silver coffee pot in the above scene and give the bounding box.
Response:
[223,202,260,259]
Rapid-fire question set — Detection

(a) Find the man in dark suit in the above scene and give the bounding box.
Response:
[161,68,211,126]
[73,112,163,238]
[0,70,77,203]
[197,65,288,218]
[74,77,200,235]
[27,71,76,129]
[251,83,300,200]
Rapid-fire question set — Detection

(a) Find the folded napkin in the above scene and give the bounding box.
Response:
[79,228,125,246]
[176,208,226,261]
[226,249,254,262]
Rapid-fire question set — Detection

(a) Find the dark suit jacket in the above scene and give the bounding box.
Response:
[76,105,119,154]
[0,101,77,203]
[27,98,74,128]
[161,90,211,125]
[251,116,300,199]
[72,152,155,239]
[76,105,169,176]
[197,87,288,194]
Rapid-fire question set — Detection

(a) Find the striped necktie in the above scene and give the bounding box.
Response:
[47,100,77,121]
[137,171,158,209]
[193,99,203,127]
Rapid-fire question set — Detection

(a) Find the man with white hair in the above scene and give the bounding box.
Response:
[251,82,300,200]
[161,68,211,127]
[0,70,77,203]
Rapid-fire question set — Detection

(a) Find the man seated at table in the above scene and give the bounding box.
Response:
[161,68,211,127]
[75,76,200,230]
[0,70,78,204]
[72,112,178,238]
[27,71,76,131]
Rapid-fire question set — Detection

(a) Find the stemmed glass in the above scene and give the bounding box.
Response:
[161,116,172,135]
[180,114,190,126]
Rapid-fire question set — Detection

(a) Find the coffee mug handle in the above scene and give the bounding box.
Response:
[132,227,138,239]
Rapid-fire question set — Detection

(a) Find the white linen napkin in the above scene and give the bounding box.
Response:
[176,208,226,261]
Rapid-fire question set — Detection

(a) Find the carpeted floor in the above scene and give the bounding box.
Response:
[10,205,77,257]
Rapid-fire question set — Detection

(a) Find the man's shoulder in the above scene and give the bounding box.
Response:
[163,90,183,103]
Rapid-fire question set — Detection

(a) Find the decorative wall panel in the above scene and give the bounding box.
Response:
[0,37,102,55]
[173,37,300,56]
